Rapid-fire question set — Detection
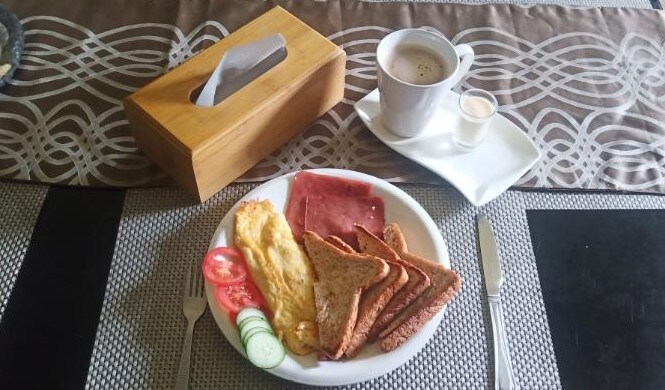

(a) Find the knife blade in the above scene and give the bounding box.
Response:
[477,214,503,297]
[477,214,516,390]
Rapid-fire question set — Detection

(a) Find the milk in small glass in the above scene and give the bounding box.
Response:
[453,89,498,150]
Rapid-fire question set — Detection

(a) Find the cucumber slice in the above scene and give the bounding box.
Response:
[242,328,273,347]
[239,319,273,341]
[244,332,285,369]
[239,317,272,333]
[238,315,265,330]
[236,307,267,327]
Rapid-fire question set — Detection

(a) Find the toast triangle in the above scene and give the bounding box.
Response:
[344,225,408,358]
[378,223,462,352]
[303,231,389,359]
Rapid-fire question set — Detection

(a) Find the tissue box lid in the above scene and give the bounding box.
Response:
[127,6,345,155]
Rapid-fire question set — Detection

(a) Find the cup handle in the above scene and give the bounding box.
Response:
[452,44,474,86]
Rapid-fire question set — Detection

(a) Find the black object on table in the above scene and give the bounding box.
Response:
[528,210,665,390]
[0,186,125,389]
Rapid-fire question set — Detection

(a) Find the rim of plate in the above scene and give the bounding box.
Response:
[204,168,449,386]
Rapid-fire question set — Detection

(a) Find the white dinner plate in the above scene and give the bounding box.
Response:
[205,168,450,386]
[354,88,541,206]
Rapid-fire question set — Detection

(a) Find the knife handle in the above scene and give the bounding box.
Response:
[488,296,516,390]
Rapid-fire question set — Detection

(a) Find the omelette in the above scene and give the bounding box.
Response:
[234,200,318,355]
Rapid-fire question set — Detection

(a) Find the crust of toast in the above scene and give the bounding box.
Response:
[364,233,430,342]
[303,231,389,359]
[326,235,356,253]
[377,223,462,352]
[344,226,408,358]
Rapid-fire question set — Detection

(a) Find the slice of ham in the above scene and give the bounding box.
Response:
[304,194,385,249]
[285,172,372,242]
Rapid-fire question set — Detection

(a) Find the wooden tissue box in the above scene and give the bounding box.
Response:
[124,6,346,202]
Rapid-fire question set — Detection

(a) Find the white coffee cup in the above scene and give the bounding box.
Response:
[376,27,474,137]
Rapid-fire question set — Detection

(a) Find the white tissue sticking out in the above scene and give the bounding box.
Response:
[195,34,287,107]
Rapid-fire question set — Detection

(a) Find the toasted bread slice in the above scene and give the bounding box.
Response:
[364,230,430,342]
[326,235,356,253]
[378,223,462,352]
[344,226,408,358]
[303,231,389,359]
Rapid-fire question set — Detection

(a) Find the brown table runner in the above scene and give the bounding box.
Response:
[1,0,665,193]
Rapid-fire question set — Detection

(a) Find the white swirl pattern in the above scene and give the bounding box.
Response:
[0,17,228,185]
[1,16,664,192]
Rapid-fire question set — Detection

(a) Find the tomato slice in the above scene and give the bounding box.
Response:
[215,281,267,320]
[203,247,248,286]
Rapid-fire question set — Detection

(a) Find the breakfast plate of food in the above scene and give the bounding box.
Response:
[203,168,461,386]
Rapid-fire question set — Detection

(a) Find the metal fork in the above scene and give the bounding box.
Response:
[175,263,207,390]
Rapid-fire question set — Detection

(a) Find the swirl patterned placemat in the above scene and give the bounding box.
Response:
[1,0,664,193]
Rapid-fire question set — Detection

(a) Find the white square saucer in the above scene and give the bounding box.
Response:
[354,89,541,206]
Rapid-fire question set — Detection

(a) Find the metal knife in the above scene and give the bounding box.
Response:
[477,214,516,390]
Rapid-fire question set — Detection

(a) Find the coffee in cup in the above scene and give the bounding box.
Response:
[376,28,474,138]
[387,44,450,85]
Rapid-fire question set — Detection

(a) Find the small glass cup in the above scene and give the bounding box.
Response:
[453,89,498,150]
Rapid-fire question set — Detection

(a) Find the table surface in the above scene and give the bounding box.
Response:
[1,0,665,389]
[2,180,665,389]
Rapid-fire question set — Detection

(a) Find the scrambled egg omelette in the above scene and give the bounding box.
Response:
[235,200,318,355]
